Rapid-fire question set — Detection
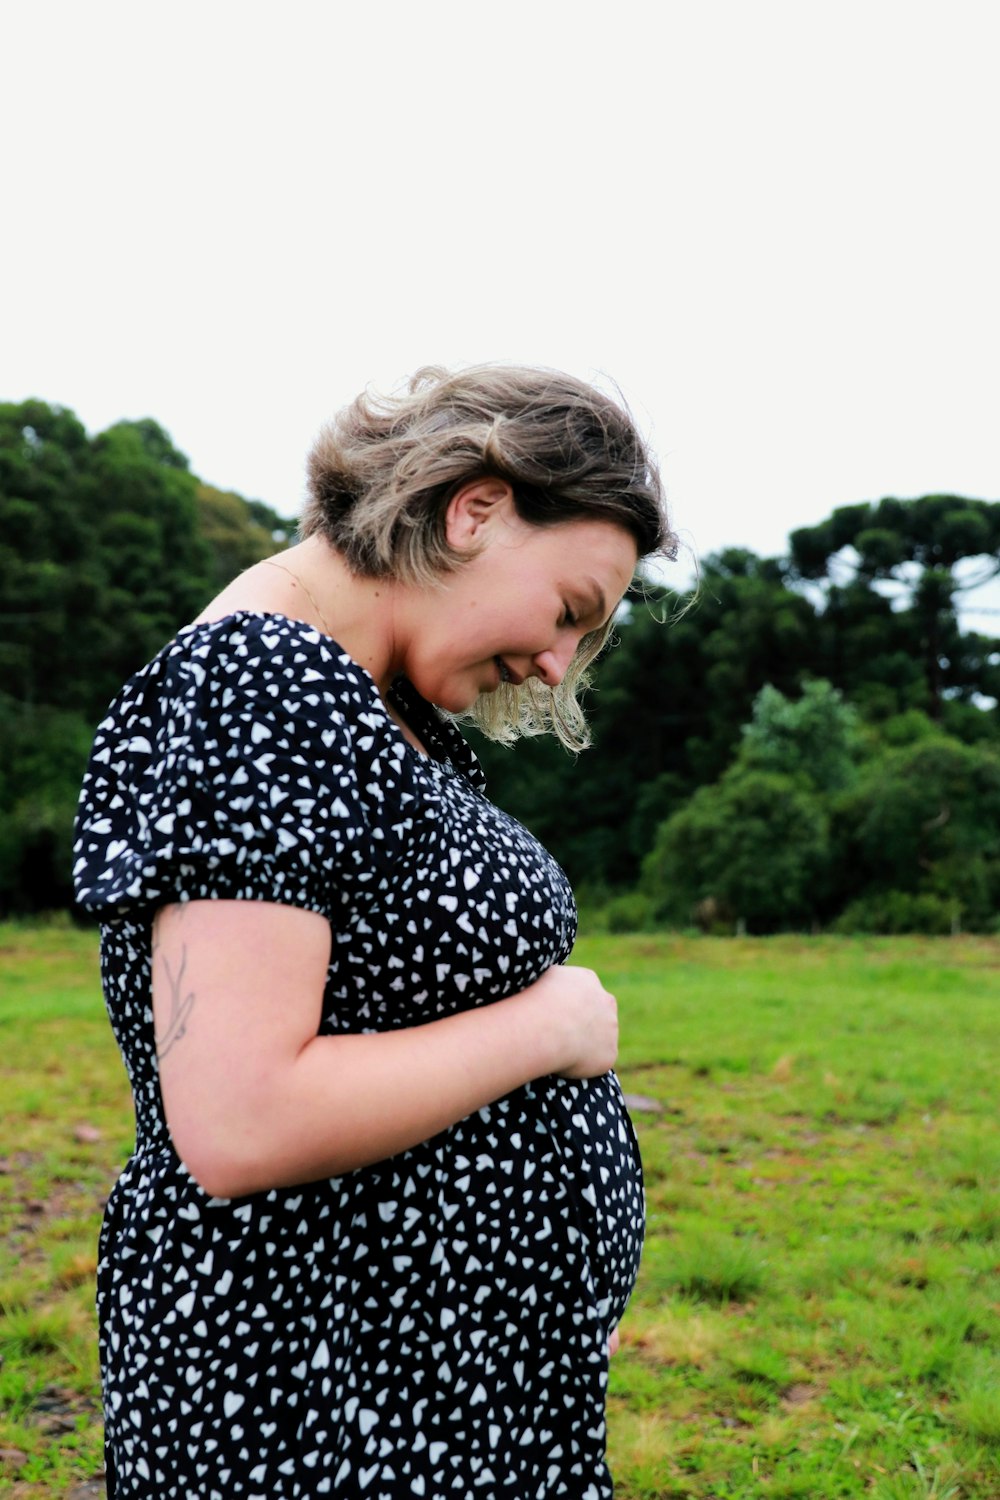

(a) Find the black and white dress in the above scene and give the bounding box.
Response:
[73,613,645,1500]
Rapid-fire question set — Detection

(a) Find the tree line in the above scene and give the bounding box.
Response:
[0,400,295,913]
[2,398,999,931]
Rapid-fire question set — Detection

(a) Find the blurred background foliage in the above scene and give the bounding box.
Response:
[2,397,1000,932]
[0,399,294,915]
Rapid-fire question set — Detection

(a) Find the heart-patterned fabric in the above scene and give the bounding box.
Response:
[74,614,645,1499]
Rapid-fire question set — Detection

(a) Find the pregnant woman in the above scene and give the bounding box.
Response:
[73,364,674,1499]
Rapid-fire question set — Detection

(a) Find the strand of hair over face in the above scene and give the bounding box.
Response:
[461,625,612,751]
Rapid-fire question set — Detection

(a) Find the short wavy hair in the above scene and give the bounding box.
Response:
[301,364,675,750]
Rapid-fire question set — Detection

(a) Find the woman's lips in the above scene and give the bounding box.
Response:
[495,657,523,686]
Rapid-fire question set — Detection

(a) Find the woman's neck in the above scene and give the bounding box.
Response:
[196,535,409,697]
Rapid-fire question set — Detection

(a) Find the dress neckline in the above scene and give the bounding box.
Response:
[176,610,476,777]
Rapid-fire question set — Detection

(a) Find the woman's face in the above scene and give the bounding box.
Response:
[397,483,638,713]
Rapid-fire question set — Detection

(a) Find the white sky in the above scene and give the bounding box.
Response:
[4,0,999,607]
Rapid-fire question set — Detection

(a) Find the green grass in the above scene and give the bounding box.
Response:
[575,932,1000,1499]
[2,924,999,1497]
[0,920,130,1497]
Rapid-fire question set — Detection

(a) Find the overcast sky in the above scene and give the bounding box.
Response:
[4,0,998,604]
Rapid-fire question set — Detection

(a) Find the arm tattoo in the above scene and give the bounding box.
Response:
[155,942,197,1061]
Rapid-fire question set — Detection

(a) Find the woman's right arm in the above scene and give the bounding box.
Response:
[153,899,617,1199]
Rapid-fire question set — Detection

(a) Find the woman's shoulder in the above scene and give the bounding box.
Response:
[107,611,384,728]
[168,609,374,682]
[74,614,391,918]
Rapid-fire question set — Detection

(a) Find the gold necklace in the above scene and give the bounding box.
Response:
[260,558,335,639]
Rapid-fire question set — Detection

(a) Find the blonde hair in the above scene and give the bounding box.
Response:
[302,364,675,750]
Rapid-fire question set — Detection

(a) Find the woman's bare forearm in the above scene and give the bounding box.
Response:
[190,993,563,1197]
[154,901,616,1200]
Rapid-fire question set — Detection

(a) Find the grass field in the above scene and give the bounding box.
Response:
[1,922,999,1498]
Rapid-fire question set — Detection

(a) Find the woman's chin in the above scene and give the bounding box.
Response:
[420,669,499,714]
[420,683,483,715]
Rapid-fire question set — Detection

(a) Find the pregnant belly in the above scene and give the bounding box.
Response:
[356,1073,645,1344]
[529,1070,646,1330]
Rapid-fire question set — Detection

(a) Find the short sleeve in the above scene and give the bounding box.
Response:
[72,617,374,919]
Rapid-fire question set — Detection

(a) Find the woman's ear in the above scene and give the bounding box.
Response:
[445,478,515,551]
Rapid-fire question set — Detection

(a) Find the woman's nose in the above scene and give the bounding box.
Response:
[532,638,578,688]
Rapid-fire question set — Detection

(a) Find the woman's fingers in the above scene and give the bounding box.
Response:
[608,1325,620,1357]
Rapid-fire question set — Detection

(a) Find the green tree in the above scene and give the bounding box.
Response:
[638,680,860,931]
[740,679,861,794]
[0,696,94,913]
[789,494,1000,724]
[832,733,1000,931]
[0,400,289,914]
[197,484,294,588]
[641,765,831,932]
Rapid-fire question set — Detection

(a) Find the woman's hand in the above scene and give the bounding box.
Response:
[608,1325,620,1357]
[526,963,619,1079]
